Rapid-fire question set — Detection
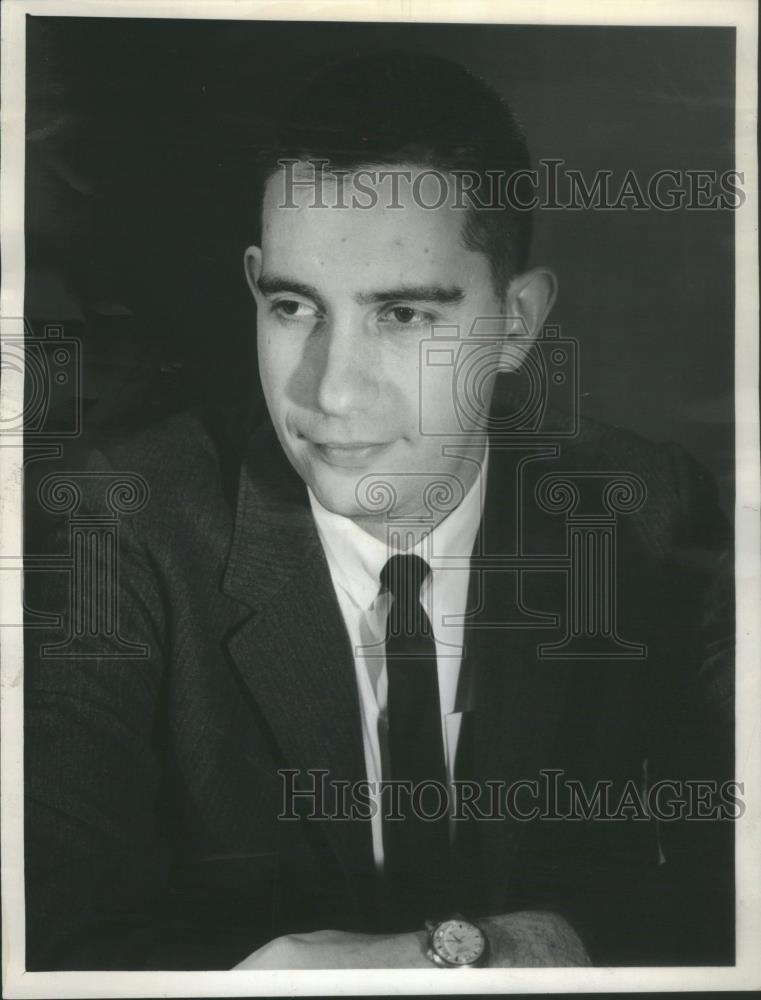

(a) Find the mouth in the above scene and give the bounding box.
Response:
[306,438,395,469]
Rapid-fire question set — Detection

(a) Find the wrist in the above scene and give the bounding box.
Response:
[369,929,430,968]
[479,910,591,967]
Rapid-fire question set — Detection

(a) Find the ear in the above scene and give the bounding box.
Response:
[243,246,263,299]
[499,267,558,372]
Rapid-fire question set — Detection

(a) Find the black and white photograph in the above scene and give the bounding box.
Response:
[1,0,759,994]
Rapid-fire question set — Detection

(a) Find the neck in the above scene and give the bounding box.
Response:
[351,446,487,548]
[351,515,440,550]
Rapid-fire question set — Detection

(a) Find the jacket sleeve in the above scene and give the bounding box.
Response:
[550,440,735,965]
[644,441,735,964]
[23,453,261,970]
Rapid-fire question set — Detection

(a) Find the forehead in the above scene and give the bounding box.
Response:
[260,164,491,290]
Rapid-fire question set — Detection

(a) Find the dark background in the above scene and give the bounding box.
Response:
[25,17,735,513]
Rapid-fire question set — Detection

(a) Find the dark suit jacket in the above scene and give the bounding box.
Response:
[24,401,734,969]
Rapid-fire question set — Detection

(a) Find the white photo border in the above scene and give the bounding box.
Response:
[2,0,759,995]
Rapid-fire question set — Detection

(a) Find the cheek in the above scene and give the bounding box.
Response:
[384,349,423,416]
[257,327,293,394]
[424,379,458,424]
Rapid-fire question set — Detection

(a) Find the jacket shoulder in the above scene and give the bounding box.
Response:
[70,410,244,556]
[551,410,730,557]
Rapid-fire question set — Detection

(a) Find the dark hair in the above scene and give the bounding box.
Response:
[253,51,533,290]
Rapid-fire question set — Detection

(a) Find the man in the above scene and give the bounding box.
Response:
[25,52,734,970]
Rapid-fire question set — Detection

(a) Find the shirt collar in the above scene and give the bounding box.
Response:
[308,448,488,612]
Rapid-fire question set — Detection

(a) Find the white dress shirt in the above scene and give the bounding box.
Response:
[308,455,487,871]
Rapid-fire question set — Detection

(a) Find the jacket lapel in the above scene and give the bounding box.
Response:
[221,428,374,887]
[218,421,571,914]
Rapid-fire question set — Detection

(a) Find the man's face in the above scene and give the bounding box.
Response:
[246,166,533,537]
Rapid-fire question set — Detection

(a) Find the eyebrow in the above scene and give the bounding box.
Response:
[256,275,327,310]
[256,273,464,309]
[356,285,465,306]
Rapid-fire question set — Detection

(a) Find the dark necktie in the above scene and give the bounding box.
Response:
[380,554,450,924]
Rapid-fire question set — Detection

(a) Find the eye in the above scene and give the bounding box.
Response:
[270,298,318,320]
[379,305,433,328]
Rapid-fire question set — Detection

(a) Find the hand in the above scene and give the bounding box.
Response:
[233,910,591,969]
[233,928,429,969]
[481,910,592,967]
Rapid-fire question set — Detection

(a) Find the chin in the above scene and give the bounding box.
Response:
[306,470,365,518]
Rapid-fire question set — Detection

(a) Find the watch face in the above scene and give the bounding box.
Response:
[432,918,486,966]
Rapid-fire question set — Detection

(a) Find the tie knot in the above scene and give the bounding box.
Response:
[380,554,432,643]
[380,554,431,603]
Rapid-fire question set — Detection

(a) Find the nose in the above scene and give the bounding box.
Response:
[315,317,377,416]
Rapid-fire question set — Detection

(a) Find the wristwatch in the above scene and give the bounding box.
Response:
[425,914,488,967]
